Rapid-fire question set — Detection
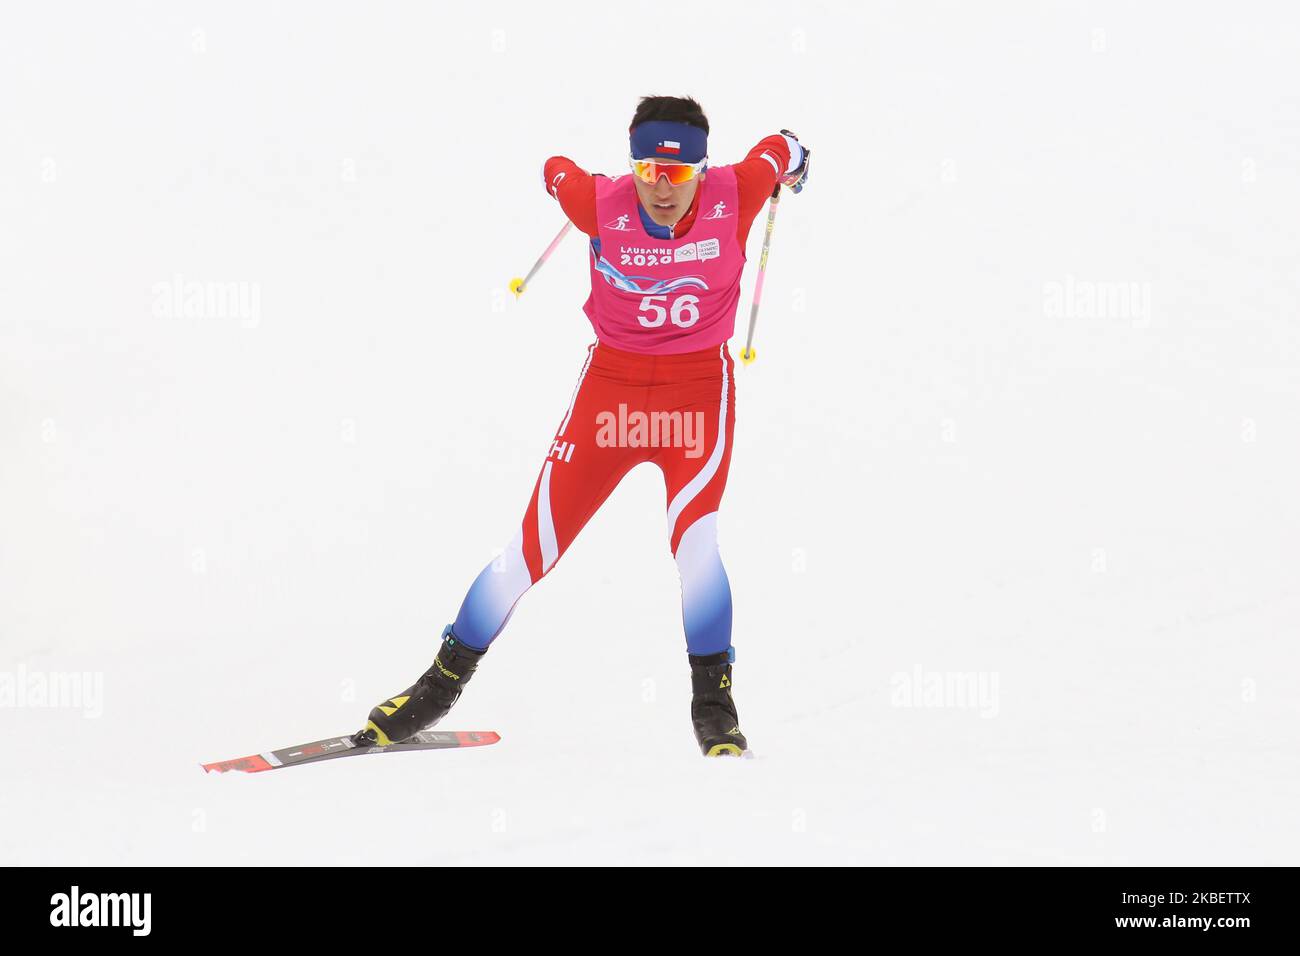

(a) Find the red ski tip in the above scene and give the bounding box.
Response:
[202,754,275,774]
[455,731,501,747]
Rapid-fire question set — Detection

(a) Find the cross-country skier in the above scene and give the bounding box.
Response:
[357,95,810,756]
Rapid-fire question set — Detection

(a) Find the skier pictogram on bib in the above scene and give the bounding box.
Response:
[703,201,731,220]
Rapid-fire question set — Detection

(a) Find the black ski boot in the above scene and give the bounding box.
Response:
[689,649,748,757]
[355,625,486,746]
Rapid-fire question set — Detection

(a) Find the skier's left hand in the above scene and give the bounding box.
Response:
[779,129,810,194]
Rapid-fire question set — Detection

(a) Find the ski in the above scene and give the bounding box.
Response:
[202,730,500,774]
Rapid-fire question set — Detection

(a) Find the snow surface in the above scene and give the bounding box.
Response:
[2,1,1298,865]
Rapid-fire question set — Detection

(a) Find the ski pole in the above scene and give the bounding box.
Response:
[509,221,573,298]
[739,183,782,365]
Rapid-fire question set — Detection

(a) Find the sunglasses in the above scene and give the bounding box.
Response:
[629,156,707,186]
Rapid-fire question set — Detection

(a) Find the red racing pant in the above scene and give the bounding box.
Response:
[452,341,737,654]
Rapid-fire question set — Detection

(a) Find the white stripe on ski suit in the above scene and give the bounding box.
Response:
[558,343,595,435]
[666,345,729,542]
[538,461,559,572]
[538,343,595,573]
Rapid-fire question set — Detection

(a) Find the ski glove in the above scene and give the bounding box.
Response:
[778,129,811,194]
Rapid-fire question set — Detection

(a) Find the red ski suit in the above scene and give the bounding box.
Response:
[450,135,793,655]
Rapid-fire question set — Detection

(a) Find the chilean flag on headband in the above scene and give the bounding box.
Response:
[630,120,707,164]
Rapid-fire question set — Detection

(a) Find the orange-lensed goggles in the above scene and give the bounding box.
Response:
[630,156,707,186]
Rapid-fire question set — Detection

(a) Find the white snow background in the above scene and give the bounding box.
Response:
[1,1,1297,865]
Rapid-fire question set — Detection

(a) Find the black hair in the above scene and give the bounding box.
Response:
[630,95,709,134]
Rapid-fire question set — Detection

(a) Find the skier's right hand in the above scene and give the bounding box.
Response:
[778,129,810,194]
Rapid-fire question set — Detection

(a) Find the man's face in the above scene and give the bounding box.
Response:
[633,164,702,227]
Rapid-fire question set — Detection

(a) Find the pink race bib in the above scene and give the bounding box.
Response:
[582,166,746,355]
